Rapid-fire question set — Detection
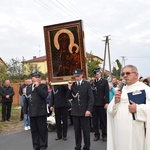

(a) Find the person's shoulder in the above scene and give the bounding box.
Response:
[9,85,14,89]
[100,78,108,83]
[112,88,116,92]
[134,81,150,92]
[72,81,77,86]
[82,79,88,83]
[20,83,24,87]
[82,80,91,86]
[141,82,150,90]
[27,83,32,87]
[101,78,107,81]
[40,83,46,86]
[26,84,32,89]
[138,81,148,87]
[0,86,4,91]
[62,84,68,87]
[1,85,5,88]
[40,83,48,88]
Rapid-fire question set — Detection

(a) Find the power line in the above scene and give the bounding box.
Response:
[33,0,105,36]
[33,0,69,20]
[32,0,150,61]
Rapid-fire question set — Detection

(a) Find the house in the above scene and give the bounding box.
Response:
[86,52,103,64]
[22,56,47,75]
[0,57,7,70]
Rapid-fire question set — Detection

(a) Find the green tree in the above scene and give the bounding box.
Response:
[7,58,22,76]
[112,59,122,79]
[6,58,23,81]
[0,64,8,84]
[87,57,101,78]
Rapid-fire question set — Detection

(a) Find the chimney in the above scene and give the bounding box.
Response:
[33,56,36,59]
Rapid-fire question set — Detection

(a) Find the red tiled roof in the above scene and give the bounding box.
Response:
[23,56,47,63]
[86,52,103,61]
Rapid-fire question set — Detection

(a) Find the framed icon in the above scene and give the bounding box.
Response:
[44,20,87,85]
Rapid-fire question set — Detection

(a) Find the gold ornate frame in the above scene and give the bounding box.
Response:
[44,20,87,85]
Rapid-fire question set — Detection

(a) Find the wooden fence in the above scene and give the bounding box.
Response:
[10,83,21,105]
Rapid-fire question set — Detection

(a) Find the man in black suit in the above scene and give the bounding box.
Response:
[50,84,69,141]
[91,68,109,142]
[24,72,48,150]
[0,80,14,122]
[68,69,94,150]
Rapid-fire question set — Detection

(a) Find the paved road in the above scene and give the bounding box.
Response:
[0,125,106,150]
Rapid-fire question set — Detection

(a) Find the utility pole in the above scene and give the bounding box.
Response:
[120,56,127,78]
[102,35,111,78]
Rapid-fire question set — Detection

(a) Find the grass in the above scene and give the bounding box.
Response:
[0,104,23,133]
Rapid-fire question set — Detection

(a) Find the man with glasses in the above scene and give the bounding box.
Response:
[107,65,150,150]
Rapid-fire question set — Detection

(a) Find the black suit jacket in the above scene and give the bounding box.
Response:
[50,84,69,108]
[0,85,14,103]
[24,83,48,117]
[67,80,94,117]
[91,78,109,106]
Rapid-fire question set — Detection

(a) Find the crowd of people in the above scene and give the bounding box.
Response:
[1,65,150,150]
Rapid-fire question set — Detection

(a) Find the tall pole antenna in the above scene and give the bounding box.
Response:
[102,35,111,78]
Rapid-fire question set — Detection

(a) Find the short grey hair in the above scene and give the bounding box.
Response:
[122,65,138,73]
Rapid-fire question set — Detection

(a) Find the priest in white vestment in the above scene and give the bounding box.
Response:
[107,65,150,150]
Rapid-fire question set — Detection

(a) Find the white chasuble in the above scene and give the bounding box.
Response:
[107,81,150,150]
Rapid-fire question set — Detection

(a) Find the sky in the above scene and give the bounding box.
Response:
[0,0,150,78]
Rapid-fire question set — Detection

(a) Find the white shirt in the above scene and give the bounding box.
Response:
[77,79,83,85]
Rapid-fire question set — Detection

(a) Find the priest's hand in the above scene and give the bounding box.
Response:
[114,90,121,104]
[128,100,136,113]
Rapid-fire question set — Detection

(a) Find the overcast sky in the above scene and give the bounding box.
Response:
[0,0,150,77]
